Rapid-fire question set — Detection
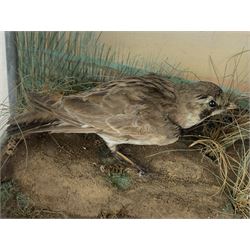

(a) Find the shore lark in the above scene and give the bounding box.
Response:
[7,75,236,173]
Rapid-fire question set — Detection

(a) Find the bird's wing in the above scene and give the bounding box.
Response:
[23,76,179,141]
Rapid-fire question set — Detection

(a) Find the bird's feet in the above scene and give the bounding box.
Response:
[113,151,148,176]
[97,143,148,176]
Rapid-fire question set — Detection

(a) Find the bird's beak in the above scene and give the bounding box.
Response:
[226,102,237,110]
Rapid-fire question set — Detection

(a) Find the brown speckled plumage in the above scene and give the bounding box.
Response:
[7,75,235,173]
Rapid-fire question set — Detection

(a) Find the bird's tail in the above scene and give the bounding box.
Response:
[6,92,61,138]
[6,92,95,138]
[7,111,59,137]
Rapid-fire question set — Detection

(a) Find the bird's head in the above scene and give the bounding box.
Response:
[174,81,237,129]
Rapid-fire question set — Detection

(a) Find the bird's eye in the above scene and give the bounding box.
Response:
[208,100,217,108]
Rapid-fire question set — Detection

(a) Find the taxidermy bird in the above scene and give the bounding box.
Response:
[7,75,236,174]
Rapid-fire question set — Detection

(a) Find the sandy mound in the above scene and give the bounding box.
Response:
[1,133,235,218]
